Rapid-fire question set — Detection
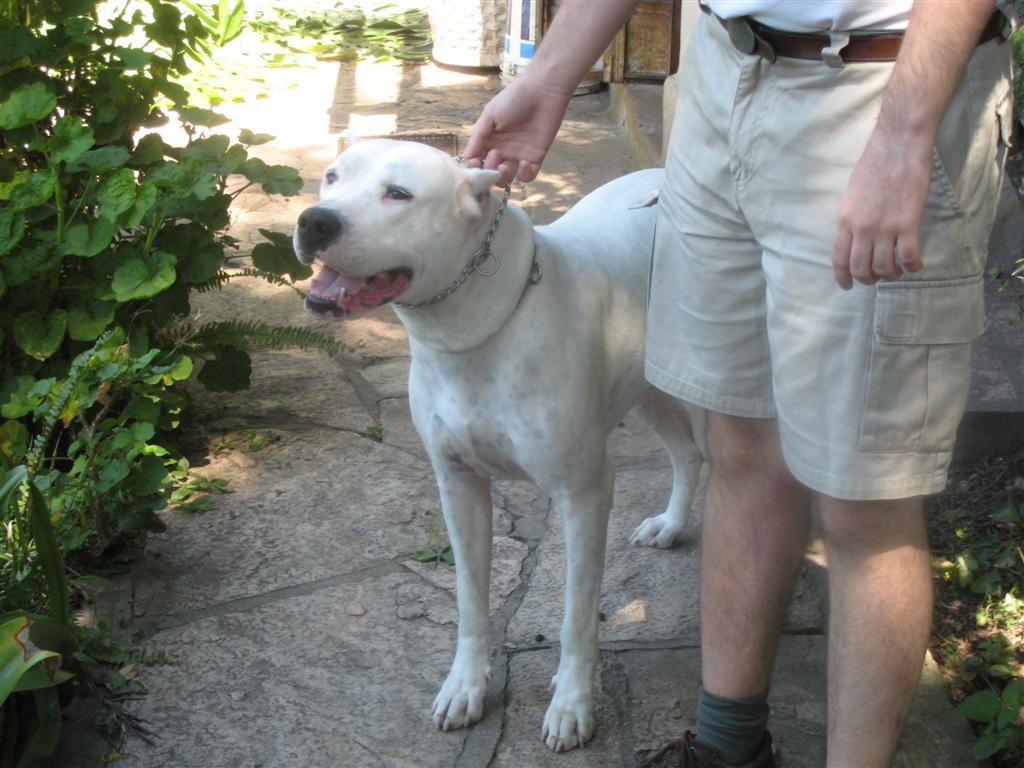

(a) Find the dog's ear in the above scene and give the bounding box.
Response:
[457,168,502,217]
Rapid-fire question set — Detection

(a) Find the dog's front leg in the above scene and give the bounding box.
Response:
[430,463,494,731]
[543,469,614,752]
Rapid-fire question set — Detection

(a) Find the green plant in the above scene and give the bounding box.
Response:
[251,3,432,62]
[182,0,246,48]
[410,509,455,567]
[0,2,338,761]
[957,680,1024,760]
[935,498,1024,765]
[0,465,76,766]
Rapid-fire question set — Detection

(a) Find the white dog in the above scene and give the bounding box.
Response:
[293,140,704,752]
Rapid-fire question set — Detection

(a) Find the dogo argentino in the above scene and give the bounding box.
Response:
[293,139,704,752]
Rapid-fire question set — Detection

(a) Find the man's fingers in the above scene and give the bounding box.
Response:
[517,159,539,183]
[465,112,496,161]
[497,162,515,186]
[831,224,854,290]
[896,234,923,273]
[871,237,902,281]
[484,149,504,171]
[849,235,878,286]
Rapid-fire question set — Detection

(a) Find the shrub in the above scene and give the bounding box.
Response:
[0,1,336,761]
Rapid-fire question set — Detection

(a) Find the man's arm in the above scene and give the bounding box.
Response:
[465,0,639,183]
[831,0,999,289]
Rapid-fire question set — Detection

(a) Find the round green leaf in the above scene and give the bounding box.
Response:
[968,731,1005,760]
[197,347,251,392]
[163,223,224,284]
[67,146,131,173]
[111,250,177,301]
[1,376,43,419]
[0,207,26,256]
[67,296,115,341]
[0,419,29,462]
[252,239,311,280]
[957,689,1001,722]
[0,22,39,64]
[238,129,275,146]
[124,181,158,228]
[10,169,55,211]
[12,309,66,361]
[167,354,193,381]
[130,134,166,166]
[175,106,229,128]
[60,218,118,257]
[50,116,94,164]
[128,454,169,496]
[98,167,138,221]
[0,83,56,129]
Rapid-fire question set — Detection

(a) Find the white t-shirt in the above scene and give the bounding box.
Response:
[705,1,912,32]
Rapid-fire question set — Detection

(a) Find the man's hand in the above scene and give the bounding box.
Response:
[463,0,639,186]
[464,75,573,185]
[831,130,930,289]
[829,0,996,290]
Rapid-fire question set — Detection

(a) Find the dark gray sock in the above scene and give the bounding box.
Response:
[696,687,770,766]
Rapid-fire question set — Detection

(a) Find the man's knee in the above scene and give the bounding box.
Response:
[707,412,785,478]
[818,495,926,555]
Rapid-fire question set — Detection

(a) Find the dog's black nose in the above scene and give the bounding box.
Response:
[296,206,344,255]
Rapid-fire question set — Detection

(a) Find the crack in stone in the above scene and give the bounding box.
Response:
[600,651,640,768]
[490,496,554,754]
[342,367,386,421]
[131,556,408,639]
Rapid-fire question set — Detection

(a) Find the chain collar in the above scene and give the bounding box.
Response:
[394,180,512,309]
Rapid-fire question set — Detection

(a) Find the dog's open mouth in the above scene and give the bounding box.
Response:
[305,265,411,317]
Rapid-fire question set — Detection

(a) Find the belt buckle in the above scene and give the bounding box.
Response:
[725,17,757,55]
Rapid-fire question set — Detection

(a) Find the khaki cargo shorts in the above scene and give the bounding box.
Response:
[646,14,1013,500]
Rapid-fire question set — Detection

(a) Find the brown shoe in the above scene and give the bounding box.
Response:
[637,731,778,768]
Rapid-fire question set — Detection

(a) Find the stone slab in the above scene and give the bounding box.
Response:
[402,535,529,620]
[195,347,374,434]
[128,428,440,620]
[506,467,825,647]
[379,396,428,460]
[360,358,412,401]
[114,574,468,768]
[490,649,631,768]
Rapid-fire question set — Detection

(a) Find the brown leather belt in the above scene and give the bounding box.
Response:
[715,12,1004,64]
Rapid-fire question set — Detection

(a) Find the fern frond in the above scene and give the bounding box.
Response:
[192,320,345,358]
[193,269,304,294]
[26,329,115,477]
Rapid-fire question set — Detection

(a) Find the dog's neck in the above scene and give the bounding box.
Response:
[394,197,535,353]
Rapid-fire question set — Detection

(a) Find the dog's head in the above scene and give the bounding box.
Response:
[293,140,501,317]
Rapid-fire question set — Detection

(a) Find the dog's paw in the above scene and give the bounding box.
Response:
[629,513,686,549]
[542,680,594,752]
[431,667,488,731]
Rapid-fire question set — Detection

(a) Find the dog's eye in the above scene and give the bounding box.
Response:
[385,185,413,201]
[324,171,338,184]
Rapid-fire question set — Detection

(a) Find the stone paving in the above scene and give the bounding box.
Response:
[52,56,990,768]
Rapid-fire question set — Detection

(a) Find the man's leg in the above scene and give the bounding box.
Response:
[819,496,932,767]
[701,412,810,699]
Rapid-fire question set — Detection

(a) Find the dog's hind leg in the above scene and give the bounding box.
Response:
[542,467,613,752]
[629,389,704,549]
[430,464,494,731]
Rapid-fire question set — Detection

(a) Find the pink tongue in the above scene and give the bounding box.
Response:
[310,265,367,300]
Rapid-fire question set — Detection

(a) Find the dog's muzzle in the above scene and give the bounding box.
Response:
[296,206,345,260]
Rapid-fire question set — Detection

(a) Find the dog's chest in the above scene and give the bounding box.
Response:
[409,360,558,481]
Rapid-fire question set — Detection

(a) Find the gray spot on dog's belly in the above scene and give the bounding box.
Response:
[443,449,465,466]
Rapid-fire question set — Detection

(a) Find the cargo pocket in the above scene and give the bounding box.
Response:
[858,276,987,453]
